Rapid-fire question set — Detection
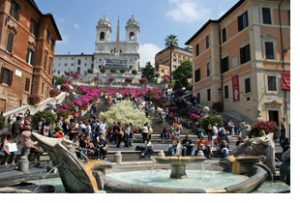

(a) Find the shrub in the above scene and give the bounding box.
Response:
[162,75,170,83]
[0,114,6,130]
[120,69,126,74]
[61,84,71,92]
[248,120,279,139]
[32,110,57,130]
[131,70,137,75]
[200,115,224,133]
[100,69,105,73]
[54,76,66,86]
[125,77,133,83]
[140,77,148,84]
[110,69,116,73]
[99,100,151,129]
[87,69,93,74]
[108,76,115,83]
[28,94,41,105]
[49,89,60,97]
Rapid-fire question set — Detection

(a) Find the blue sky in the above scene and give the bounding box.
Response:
[35,0,238,66]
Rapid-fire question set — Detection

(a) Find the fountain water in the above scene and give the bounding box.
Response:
[31,132,284,193]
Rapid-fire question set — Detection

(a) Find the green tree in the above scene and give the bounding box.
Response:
[165,34,178,84]
[173,60,192,90]
[142,62,155,83]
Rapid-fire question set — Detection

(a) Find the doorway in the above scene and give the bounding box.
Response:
[268,110,279,124]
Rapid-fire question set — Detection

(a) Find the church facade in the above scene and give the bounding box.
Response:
[54,15,142,83]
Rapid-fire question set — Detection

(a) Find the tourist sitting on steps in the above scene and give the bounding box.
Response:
[218,139,229,158]
[181,135,194,156]
[94,134,108,160]
[141,139,153,159]
[166,138,180,156]
[0,133,17,165]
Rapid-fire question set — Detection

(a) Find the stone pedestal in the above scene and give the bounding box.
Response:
[19,156,29,174]
[170,164,187,179]
[158,150,165,158]
[114,152,122,165]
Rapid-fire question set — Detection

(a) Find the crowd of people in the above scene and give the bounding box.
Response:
[1,88,290,166]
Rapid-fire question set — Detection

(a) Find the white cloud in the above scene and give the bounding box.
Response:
[73,23,81,30]
[166,0,211,23]
[139,43,161,67]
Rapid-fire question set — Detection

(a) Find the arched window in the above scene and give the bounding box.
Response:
[100,32,105,41]
[129,32,135,40]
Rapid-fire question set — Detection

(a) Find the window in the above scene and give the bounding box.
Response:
[129,32,135,40]
[238,11,248,31]
[195,44,200,56]
[207,89,211,101]
[30,19,39,37]
[197,93,200,103]
[77,59,81,65]
[287,10,290,26]
[262,8,272,24]
[240,44,251,64]
[58,70,61,75]
[77,67,81,73]
[224,86,229,99]
[0,68,13,86]
[206,62,211,77]
[100,32,105,41]
[26,48,35,65]
[48,58,53,74]
[221,57,229,73]
[195,69,201,82]
[232,55,238,68]
[222,28,227,43]
[64,63,68,66]
[43,51,48,70]
[6,32,14,53]
[10,0,20,21]
[205,35,210,49]
[267,76,277,91]
[24,78,30,92]
[46,30,51,44]
[245,78,251,93]
[265,41,275,59]
[41,82,44,95]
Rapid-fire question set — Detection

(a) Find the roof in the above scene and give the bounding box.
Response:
[43,14,62,40]
[27,0,62,40]
[55,54,93,57]
[185,0,246,45]
[155,46,192,57]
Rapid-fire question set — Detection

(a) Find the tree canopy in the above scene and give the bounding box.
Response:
[99,100,151,129]
[142,62,155,83]
[165,34,178,48]
[173,60,193,90]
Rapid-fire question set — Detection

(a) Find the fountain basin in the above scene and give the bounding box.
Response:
[95,160,269,193]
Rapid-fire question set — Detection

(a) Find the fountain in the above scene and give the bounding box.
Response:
[31,132,286,193]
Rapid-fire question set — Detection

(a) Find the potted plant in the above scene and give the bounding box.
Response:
[49,88,60,97]
[131,70,137,75]
[28,94,41,105]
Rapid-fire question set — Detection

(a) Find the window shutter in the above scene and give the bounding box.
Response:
[8,70,13,86]
[0,68,4,83]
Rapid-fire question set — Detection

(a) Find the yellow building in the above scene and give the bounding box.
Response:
[155,47,192,83]
[186,0,290,135]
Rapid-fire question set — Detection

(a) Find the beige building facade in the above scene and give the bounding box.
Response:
[186,0,290,133]
[155,47,192,82]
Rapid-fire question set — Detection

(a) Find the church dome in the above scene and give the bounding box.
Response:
[98,15,111,27]
[126,15,140,27]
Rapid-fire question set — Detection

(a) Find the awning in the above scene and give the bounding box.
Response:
[281,71,290,91]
